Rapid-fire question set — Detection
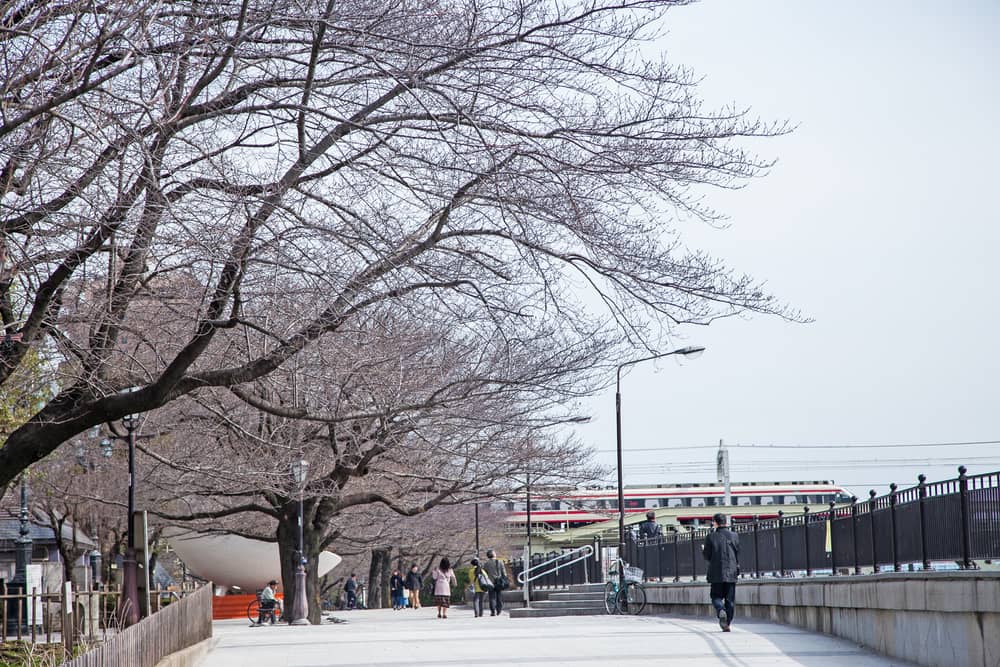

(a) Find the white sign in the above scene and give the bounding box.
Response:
[26,564,43,626]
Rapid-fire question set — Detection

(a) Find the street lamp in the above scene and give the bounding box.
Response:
[615,346,705,571]
[101,413,146,627]
[289,459,310,625]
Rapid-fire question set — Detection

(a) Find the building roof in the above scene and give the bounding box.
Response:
[0,486,97,550]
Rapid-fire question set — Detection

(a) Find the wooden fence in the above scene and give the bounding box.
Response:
[60,584,212,667]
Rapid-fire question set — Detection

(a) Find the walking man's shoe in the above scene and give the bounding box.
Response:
[718,607,730,631]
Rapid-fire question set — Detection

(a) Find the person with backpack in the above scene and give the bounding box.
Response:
[481,549,508,617]
[638,511,664,540]
[467,557,492,617]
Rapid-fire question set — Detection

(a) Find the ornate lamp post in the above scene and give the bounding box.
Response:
[615,346,705,571]
[101,413,144,626]
[289,459,310,625]
[5,474,32,632]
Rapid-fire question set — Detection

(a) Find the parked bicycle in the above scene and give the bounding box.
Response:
[604,558,647,615]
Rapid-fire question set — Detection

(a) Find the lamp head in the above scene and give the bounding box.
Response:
[675,346,706,359]
[291,459,310,485]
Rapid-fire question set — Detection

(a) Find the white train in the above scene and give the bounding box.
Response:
[497,480,853,530]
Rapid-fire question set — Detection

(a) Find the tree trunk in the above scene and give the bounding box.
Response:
[277,500,324,623]
[367,547,392,609]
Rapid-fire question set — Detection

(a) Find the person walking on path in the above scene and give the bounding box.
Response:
[404,564,423,610]
[467,558,490,617]
[638,511,663,540]
[702,512,740,632]
[389,569,406,610]
[482,549,507,617]
[431,558,458,619]
[344,573,358,610]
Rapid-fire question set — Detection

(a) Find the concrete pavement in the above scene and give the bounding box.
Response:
[198,607,915,667]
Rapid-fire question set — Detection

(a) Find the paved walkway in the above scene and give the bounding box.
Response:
[199,608,914,667]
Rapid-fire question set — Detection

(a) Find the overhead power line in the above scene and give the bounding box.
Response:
[596,439,1000,453]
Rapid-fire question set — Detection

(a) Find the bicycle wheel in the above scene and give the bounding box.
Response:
[247,599,260,623]
[615,582,647,615]
[603,581,620,614]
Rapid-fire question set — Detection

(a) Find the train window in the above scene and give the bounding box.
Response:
[624,499,644,509]
[658,498,672,507]
[549,501,561,510]
[667,497,686,508]
[693,498,705,507]
[750,496,762,506]
[705,497,717,507]
[737,496,751,506]
[771,495,784,505]
[608,500,618,510]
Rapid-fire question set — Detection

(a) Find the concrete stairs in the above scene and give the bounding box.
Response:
[508,583,607,618]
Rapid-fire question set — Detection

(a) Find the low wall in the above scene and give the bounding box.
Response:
[642,571,1000,667]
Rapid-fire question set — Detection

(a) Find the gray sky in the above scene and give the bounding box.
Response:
[575,0,1000,497]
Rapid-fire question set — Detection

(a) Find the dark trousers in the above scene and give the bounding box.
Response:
[488,587,503,615]
[346,591,357,609]
[473,591,486,617]
[710,582,736,623]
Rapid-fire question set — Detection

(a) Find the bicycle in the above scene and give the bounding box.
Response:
[603,559,647,615]
[247,594,282,625]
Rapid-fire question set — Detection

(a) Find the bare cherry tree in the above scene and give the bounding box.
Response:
[1,0,792,488]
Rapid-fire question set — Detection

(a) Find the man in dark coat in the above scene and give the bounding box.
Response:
[638,511,663,540]
[702,513,740,631]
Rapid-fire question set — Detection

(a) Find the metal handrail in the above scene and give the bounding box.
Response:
[516,544,594,585]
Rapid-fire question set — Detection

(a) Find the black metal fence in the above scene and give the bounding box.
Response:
[512,467,1000,587]
[628,467,1000,581]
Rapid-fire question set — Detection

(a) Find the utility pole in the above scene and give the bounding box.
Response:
[717,439,731,507]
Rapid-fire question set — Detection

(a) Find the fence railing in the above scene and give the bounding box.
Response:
[628,467,1000,581]
[60,584,212,667]
[510,543,603,588]
[512,467,1000,586]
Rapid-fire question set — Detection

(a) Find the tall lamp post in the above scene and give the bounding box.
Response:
[290,459,310,625]
[615,346,705,568]
[101,413,145,627]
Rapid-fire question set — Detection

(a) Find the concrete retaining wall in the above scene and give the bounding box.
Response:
[642,571,1000,667]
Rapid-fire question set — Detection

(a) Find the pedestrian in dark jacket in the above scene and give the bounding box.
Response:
[344,573,358,610]
[702,513,740,632]
[389,570,405,610]
[638,511,663,540]
[404,564,423,610]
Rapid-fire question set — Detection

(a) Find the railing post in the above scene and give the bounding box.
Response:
[850,496,860,575]
[918,474,930,570]
[958,465,973,569]
[672,532,680,582]
[595,535,602,583]
[869,489,879,573]
[752,515,760,579]
[690,526,698,582]
[889,483,900,572]
[828,501,837,576]
[777,511,785,577]
[803,506,812,576]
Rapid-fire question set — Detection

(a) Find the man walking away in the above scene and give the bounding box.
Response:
[638,511,663,540]
[344,573,358,610]
[702,513,739,632]
[482,549,506,617]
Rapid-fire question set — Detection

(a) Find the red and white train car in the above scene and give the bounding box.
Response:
[497,480,853,530]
